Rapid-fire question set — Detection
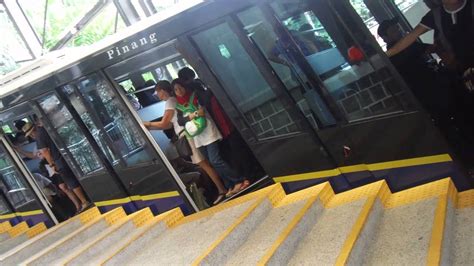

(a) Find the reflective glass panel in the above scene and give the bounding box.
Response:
[38,94,103,176]
[271,0,404,121]
[0,145,35,210]
[64,74,154,167]
[192,23,302,138]
[237,6,336,128]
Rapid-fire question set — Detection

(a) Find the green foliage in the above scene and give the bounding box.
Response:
[19,0,123,50]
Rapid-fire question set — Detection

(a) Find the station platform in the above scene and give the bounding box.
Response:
[0,177,472,265]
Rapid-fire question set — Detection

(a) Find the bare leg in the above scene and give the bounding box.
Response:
[72,187,89,205]
[59,183,80,210]
[198,160,226,194]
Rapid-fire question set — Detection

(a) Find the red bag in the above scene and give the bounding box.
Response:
[210,96,234,138]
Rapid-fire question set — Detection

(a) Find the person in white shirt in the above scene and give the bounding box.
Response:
[143,81,227,204]
[172,79,249,197]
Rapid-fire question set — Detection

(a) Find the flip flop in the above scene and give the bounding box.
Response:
[213,193,226,205]
[239,180,251,191]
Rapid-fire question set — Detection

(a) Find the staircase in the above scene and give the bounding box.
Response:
[0,177,472,265]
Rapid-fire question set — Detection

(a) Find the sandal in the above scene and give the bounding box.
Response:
[239,180,251,191]
[226,183,242,197]
[213,193,226,205]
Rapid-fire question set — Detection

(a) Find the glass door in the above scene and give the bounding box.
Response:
[0,137,56,225]
[55,73,197,212]
[33,93,130,205]
[186,19,338,177]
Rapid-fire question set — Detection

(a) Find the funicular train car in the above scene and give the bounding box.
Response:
[0,0,472,227]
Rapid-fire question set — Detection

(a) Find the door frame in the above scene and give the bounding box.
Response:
[0,136,59,225]
[101,69,200,212]
[176,16,341,176]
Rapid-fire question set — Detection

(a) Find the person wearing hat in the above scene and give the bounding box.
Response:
[22,122,91,213]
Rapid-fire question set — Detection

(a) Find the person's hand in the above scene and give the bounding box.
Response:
[50,164,58,173]
[197,109,205,117]
[143,121,151,129]
[188,113,196,120]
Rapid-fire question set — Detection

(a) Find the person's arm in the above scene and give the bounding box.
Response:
[386,25,430,57]
[39,148,56,172]
[144,109,174,130]
[14,146,38,159]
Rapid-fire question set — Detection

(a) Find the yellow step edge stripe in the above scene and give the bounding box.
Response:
[273,154,453,183]
[427,194,449,266]
[7,221,29,238]
[24,207,125,266]
[99,208,185,266]
[78,207,102,224]
[176,184,279,227]
[0,221,12,233]
[62,208,152,265]
[0,213,16,220]
[335,196,378,266]
[25,223,47,239]
[192,196,269,266]
[456,189,474,208]
[383,178,451,209]
[0,210,44,220]
[368,154,452,172]
[334,178,453,265]
[273,169,340,183]
[277,182,329,207]
[0,207,96,261]
[94,191,181,207]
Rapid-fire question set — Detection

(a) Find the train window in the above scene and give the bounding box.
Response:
[119,79,136,93]
[0,146,36,210]
[38,94,103,176]
[62,74,155,167]
[192,23,302,138]
[271,0,404,121]
[2,125,13,134]
[141,72,156,83]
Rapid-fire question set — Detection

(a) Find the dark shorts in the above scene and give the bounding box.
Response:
[49,173,64,187]
[57,166,81,189]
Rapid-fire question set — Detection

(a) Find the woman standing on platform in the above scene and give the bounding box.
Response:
[171,78,249,197]
[143,80,227,204]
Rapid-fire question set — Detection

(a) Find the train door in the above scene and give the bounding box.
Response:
[45,73,198,213]
[179,23,340,179]
[105,41,270,204]
[176,0,449,191]
[0,124,57,225]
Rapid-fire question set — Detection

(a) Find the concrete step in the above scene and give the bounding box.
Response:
[364,198,437,265]
[449,190,474,265]
[0,222,29,243]
[346,179,459,266]
[62,207,156,266]
[102,208,184,266]
[124,186,275,265]
[223,184,325,266]
[288,198,367,266]
[0,207,100,265]
[23,207,127,266]
[0,223,46,255]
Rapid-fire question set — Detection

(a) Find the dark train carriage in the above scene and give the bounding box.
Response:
[0,0,471,225]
